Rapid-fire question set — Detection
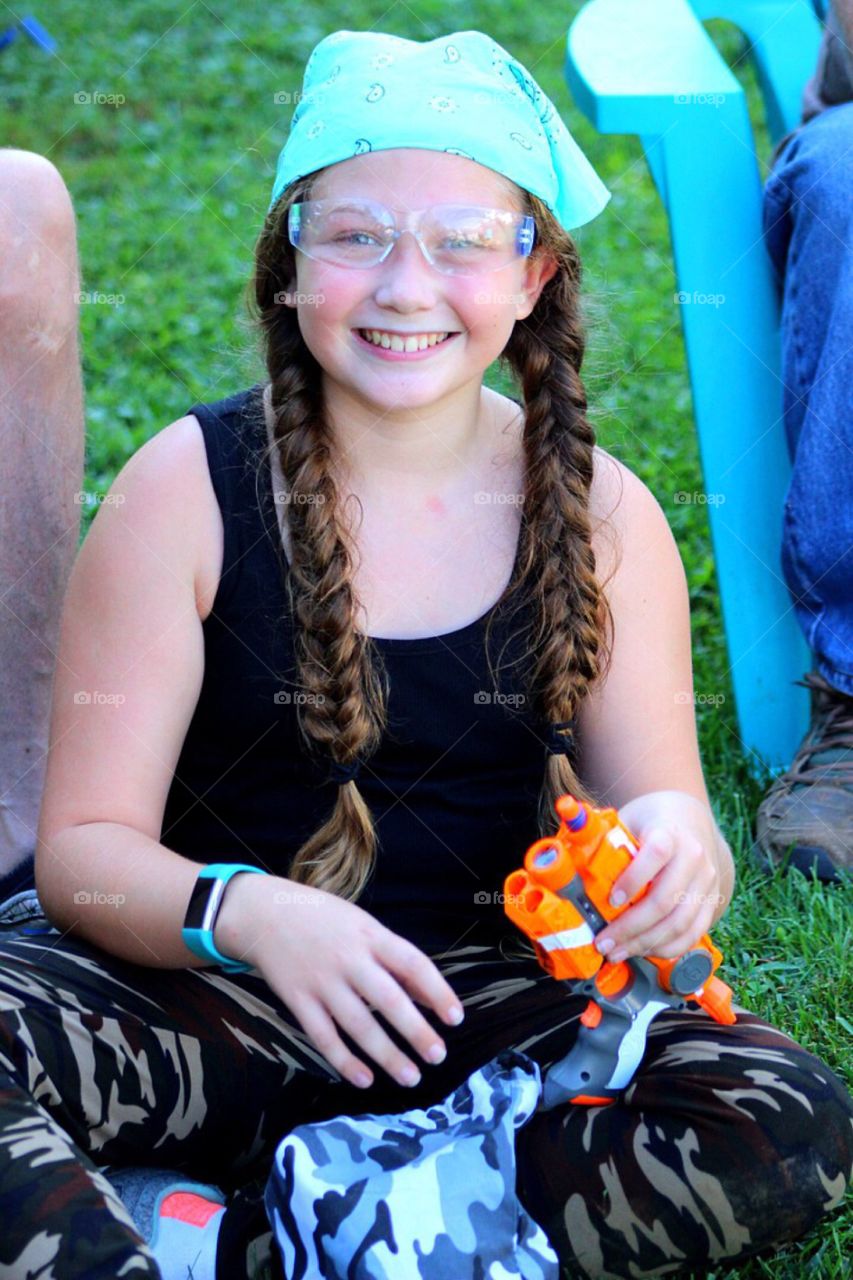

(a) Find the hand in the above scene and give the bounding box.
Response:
[215,874,465,1091]
[593,790,730,964]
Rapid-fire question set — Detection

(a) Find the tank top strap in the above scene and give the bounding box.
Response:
[185,383,267,613]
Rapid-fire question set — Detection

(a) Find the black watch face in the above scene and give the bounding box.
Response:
[184,877,215,931]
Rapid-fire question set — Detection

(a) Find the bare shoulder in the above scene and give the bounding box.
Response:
[587,444,677,589]
[122,412,223,620]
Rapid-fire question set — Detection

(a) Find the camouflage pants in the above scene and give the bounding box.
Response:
[0,909,850,1279]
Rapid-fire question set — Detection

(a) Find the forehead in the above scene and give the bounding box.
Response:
[308,148,523,210]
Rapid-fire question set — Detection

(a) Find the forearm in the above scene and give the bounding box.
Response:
[36,821,224,968]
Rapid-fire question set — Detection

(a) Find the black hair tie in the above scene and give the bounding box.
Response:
[329,758,362,786]
[545,720,575,756]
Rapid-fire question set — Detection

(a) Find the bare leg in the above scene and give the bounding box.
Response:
[0,151,84,896]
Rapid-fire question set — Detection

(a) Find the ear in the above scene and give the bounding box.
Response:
[515,252,559,321]
[278,274,299,308]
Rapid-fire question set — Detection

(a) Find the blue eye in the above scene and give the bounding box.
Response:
[333,230,381,246]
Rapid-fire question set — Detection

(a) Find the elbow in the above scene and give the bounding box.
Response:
[34,824,77,930]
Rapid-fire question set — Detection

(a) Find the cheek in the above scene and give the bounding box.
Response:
[462,277,527,336]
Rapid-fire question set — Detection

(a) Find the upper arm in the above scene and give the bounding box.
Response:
[36,413,221,855]
[575,448,711,811]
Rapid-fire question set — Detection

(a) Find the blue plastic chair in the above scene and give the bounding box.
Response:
[565,0,826,772]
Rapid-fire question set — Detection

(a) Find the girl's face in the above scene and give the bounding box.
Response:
[283,149,557,422]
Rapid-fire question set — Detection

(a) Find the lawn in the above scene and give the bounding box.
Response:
[2,1,850,1275]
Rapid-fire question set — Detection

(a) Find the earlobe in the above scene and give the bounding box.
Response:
[278,278,298,308]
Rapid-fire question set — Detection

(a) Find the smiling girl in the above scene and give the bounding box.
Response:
[0,27,850,1280]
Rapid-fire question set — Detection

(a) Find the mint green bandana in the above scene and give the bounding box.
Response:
[268,29,611,232]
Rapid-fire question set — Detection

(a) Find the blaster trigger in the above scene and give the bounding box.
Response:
[580,999,602,1028]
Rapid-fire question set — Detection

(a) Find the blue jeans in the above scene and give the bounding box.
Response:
[762,101,853,697]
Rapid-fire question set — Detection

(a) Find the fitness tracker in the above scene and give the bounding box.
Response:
[181,863,267,973]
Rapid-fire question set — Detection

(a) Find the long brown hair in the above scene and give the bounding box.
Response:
[248,171,615,902]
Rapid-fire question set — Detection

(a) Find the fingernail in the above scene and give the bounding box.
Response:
[354,1071,372,1088]
[400,1066,421,1087]
[610,948,628,963]
[447,1005,465,1025]
[426,1043,447,1064]
[610,889,627,907]
[596,938,615,954]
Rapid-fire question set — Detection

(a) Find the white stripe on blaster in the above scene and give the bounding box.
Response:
[538,922,596,951]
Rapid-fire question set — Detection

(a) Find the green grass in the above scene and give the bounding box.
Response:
[2,2,850,1274]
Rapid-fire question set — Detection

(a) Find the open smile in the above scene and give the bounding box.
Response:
[354,328,459,359]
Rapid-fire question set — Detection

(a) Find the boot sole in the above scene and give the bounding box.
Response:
[750,840,848,883]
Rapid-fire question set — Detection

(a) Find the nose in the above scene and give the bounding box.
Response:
[372,230,441,310]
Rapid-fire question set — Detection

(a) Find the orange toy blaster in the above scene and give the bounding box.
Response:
[504,794,735,1110]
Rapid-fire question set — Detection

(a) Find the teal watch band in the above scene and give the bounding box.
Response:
[181,863,267,973]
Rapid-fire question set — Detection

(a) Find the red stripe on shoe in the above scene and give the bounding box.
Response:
[160,1190,224,1227]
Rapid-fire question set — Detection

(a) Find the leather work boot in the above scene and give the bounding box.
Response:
[752,671,853,882]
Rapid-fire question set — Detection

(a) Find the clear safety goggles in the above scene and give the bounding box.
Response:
[288,198,536,276]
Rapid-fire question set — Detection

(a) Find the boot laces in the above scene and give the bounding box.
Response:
[781,671,853,788]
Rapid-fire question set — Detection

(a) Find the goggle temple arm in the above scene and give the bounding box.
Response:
[288,204,302,247]
[516,216,535,257]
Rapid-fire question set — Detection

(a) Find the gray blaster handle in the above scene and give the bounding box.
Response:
[540,957,687,1110]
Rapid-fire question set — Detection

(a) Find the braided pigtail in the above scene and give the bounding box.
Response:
[250,179,391,901]
[484,192,615,836]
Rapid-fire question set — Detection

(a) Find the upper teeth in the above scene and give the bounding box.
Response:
[360,329,449,352]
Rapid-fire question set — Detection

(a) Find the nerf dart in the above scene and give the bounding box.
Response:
[504,794,735,1110]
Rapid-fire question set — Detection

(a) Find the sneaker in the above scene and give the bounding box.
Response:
[101,1166,226,1280]
[752,671,853,882]
[101,1166,284,1280]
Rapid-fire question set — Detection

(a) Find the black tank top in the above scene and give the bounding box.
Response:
[161,384,573,958]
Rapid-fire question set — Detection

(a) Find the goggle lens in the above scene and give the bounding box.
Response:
[288,200,536,275]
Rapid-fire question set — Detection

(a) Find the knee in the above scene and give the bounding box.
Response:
[716,1032,853,1250]
[0,150,79,321]
[784,109,853,237]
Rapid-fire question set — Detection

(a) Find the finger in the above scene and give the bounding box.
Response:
[645,898,718,960]
[608,899,697,961]
[609,827,678,908]
[353,968,449,1068]
[288,993,377,1090]
[598,855,698,955]
[606,887,717,962]
[332,985,426,1089]
[374,933,465,1028]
